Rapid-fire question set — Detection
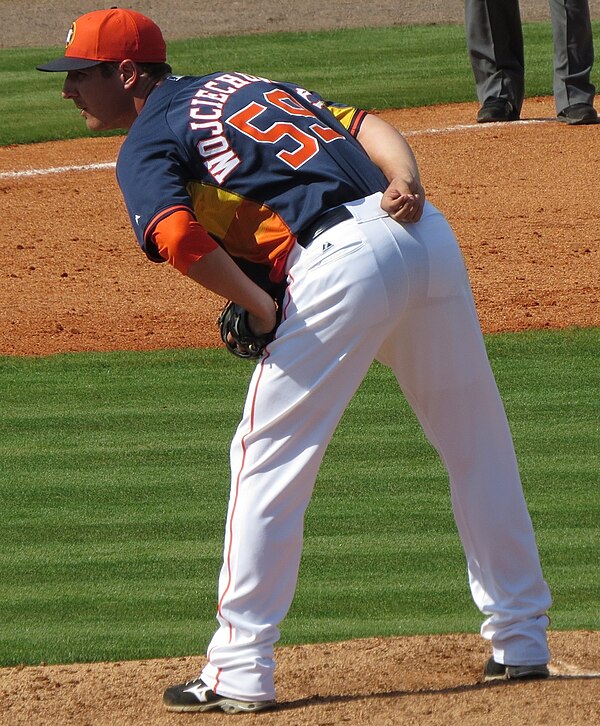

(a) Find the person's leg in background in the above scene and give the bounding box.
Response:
[464,0,525,121]
[550,0,597,123]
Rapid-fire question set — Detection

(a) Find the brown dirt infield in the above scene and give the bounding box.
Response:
[2,632,600,726]
[2,3,600,724]
[1,98,599,356]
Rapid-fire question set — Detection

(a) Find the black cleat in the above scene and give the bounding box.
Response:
[163,676,276,713]
[483,657,550,682]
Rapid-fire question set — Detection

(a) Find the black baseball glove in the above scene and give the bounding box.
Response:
[218,301,279,359]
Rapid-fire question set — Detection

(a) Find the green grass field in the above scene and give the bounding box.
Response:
[2,22,599,145]
[1,330,598,666]
[1,22,599,667]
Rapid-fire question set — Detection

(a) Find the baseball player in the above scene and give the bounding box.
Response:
[38,8,552,714]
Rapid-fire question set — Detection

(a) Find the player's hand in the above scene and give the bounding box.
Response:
[247,296,279,336]
[381,176,425,223]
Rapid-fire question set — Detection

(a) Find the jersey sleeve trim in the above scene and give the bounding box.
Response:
[348,109,368,137]
[142,204,195,262]
[152,208,220,275]
[323,104,367,137]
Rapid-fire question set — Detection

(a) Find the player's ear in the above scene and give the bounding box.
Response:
[118,60,139,89]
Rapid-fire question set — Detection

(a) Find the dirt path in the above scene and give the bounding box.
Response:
[2,0,600,47]
[2,97,599,355]
[2,632,600,725]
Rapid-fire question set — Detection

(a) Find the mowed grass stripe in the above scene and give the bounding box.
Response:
[1,328,598,665]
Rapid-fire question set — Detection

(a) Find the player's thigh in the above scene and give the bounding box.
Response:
[376,207,495,405]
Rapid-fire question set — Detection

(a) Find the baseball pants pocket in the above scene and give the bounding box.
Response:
[284,226,396,338]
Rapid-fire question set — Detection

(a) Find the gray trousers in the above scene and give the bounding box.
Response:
[464,0,596,113]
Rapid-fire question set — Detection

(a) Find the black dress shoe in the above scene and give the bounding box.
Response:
[557,103,598,125]
[476,98,520,123]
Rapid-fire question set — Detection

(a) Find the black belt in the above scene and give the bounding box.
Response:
[297,206,353,248]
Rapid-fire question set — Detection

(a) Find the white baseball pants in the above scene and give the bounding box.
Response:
[200,193,551,701]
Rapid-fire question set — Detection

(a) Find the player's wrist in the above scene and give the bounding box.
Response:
[248,298,278,335]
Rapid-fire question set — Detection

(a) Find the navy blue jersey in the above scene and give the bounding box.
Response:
[116,72,388,279]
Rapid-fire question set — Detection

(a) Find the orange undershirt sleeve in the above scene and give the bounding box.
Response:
[151,209,219,275]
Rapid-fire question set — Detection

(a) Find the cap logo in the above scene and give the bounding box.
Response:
[65,22,76,49]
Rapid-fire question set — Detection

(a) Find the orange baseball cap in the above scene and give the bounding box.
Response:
[36,7,166,72]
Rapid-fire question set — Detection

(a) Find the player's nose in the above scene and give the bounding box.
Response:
[62,75,78,99]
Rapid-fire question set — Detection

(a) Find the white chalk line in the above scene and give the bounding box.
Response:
[0,117,555,181]
[549,660,600,678]
[403,117,553,137]
[0,161,116,179]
